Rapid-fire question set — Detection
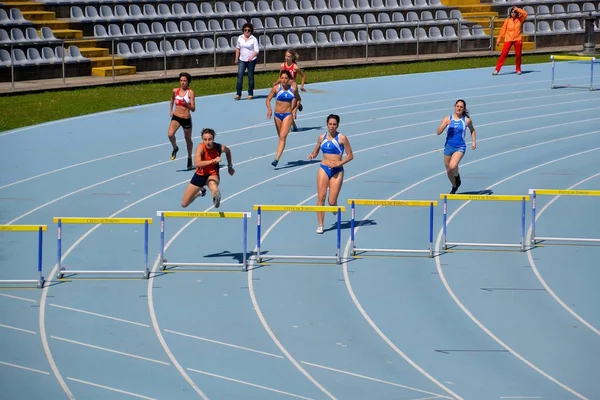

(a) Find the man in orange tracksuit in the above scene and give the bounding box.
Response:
[493,6,528,75]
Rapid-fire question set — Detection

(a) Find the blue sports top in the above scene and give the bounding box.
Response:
[275,84,295,102]
[321,133,345,155]
[445,114,467,147]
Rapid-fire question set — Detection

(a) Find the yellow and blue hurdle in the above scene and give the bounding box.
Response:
[0,225,47,288]
[157,211,250,271]
[550,55,597,91]
[441,194,530,251]
[348,199,438,258]
[530,189,600,245]
[54,217,152,279]
[254,205,345,264]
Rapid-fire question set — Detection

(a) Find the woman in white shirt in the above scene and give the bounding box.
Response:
[234,23,259,100]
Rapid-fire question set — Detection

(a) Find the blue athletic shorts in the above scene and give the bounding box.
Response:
[443,145,466,157]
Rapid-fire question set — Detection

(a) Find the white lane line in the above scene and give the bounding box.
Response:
[0,323,36,334]
[187,368,315,400]
[0,293,37,302]
[500,397,544,399]
[0,88,586,192]
[526,172,600,336]
[0,360,50,375]
[49,304,150,328]
[301,361,452,399]
[340,134,600,400]
[434,150,600,400]
[51,336,170,366]
[164,329,283,359]
[67,377,158,400]
[27,103,599,400]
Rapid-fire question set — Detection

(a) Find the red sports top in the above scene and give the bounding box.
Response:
[195,142,222,176]
[281,62,296,80]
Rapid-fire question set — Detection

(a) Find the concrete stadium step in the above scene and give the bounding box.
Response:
[21,10,55,20]
[3,1,45,11]
[91,65,136,77]
[451,4,493,13]
[79,47,109,57]
[65,39,97,48]
[33,20,74,30]
[49,28,83,39]
[495,41,535,51]
[89,56,126,68]
[442,0,481,5]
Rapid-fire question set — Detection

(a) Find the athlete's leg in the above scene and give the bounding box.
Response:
[181,183,202,208]
[327,170,344,209]
[183,127,193,169]
[316,167,330,232]
[207,176,221,208]
[168,119,181,159]
[274,115,294,163]
[514,40,523,73]
[494,41,513,73]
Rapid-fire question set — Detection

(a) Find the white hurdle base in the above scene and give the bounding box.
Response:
[162,262,245,270]
[257,254,339,264]
[533,236,600,244]
[445,242,524,250]
[58,269,148,279]
[0,279,44,288]
[353,247,431,256]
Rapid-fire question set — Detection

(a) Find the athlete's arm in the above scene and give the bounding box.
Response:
[467,118,477,150]
[169,89,176,116]
[222,144,235,175]
[337,134,354,167]
[265,86,276,119]
[436,116,450,135]
[307,134,324,159]
[296,65,306,91]
[186,90,196,112]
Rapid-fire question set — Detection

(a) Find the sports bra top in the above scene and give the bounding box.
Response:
[275,84,295,103]
[175,88,191,106]
[321,133,345,155]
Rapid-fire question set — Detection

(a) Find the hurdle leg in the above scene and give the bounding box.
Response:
[160,213,166,271]
[350,201,356,256]
[590,58,594,91]
[428,202,434,258]
[37,226,45,288]
[531,191,537,244]
[336,207,342,264]
[256,207,262,263]
[57,219,63,279]
[520,197,526,251]
[243,214,248,271]
[551,56,556,89]
[442,196,448,250]
[144,219,149,278]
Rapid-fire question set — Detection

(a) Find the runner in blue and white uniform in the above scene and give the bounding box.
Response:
[308,114,354,234]
[436,99,477,194]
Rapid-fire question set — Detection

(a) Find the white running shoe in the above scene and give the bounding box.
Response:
[316,226,324,234]
[213,190,221,208]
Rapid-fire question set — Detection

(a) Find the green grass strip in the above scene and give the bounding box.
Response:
[0,54,553,132]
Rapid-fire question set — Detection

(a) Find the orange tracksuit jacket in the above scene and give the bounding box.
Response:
[497,7,528,42]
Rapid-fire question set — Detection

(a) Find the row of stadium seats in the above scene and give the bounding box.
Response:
[0,27,57,43]
[0,45,88,66]
[0,8,32,27]
[524,3,600,17]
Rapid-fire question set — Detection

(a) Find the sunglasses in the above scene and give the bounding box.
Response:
[244,29,251,32]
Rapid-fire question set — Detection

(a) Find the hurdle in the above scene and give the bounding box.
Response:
[441,194,530,251]
[530,189,600,245]
[0,225,47,288]
[254,205,345,264]
[54,217,152,279]
[348,199,437,257]
[157,211,250,271]
[550,55,597,91]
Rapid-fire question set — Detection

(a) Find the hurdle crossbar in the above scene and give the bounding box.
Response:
[0,225,47,288]
[254,205,345,264]
[53,217,152,279]
[551,55,597,91]
[441,194,530,251]
[529,189,600,245]
[157,211,250,271]
[348,199,438,257]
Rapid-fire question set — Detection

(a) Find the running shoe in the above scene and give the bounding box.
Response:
[271,159,279,167]
[199,187,207,197]
[187,157,193,170]
[171,146,179,160]
[316,226,324,234]
[455,174,461,190]
[213,190,221,208]
[298,104,303,112]
[450,186,458,195]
